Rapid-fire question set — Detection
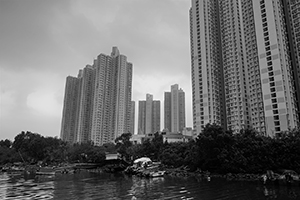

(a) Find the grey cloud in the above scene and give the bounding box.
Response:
[0,0,190,75]
[0,0,193,140]
[0,0,73,71]
[84,0,191,75]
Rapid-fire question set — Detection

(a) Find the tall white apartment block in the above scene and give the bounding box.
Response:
[138,94,161,135]
[111,47,133,140]
[152,100,161,133]
[164,92,171,132]
[91,54,113,145]
[252,0,298,135]
[284,0,300,123]
[190,0,299,136]
[242,0,266,134]
[77,65,95,143]
[138,101,146,135]
[164,84,186,133]
[189,0,226,134]
[171,85,179,132]
[129,101,135,134]
[60,76,80,144]
[219,0,251,133]
[145,94,153,134]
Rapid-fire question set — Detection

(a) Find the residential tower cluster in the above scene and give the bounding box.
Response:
[190,0,300,137]
[61,0,300,145]
[60,47,188,145]
[60,47,133,146]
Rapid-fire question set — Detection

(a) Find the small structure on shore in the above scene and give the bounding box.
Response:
[260,169,300,186]
[133,157,152,168]
[125,157,165,178]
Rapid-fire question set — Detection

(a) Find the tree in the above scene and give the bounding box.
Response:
[150,132,164,161]
[160,142,189,167]
[115,133,132,162]
[128,144,144,160]
[0,139,12,148]
[102,142,117,153]
[195,124,231,171]
[43,137,68,163]
[12,131,46,162]
[67,142,106,163]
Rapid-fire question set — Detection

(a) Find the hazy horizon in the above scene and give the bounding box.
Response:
[0,0,193,141]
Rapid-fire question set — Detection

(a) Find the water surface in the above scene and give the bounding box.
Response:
[0,171,299,199]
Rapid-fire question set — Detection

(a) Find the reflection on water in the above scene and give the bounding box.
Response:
[0,173,54,200]
[261,185,300,199]
[0,171,299,200]
[129,177,166,199]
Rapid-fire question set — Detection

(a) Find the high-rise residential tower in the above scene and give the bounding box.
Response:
[189,0,226,134]
[219,0,251,133]
[112,47,133,139]
[190,0,299,136]
[152,100,161,133]
[284,0,300,123]
[164,84,186,133]
[138,94,161,135]
[138,101,146,135]
[129,101,135,134]
[251,0,299,135]
[91,53,115,145]
[145,94,153,134]
[164,92,171,132]
[61,47,133,145]
[60,76,80,143]
[242,0,266,134]
[77,65,95,143]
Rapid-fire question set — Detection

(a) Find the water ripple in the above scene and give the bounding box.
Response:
[0,173,54,200]
[1,172,299,199]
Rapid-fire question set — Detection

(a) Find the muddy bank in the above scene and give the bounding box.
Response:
[163,166,262,181]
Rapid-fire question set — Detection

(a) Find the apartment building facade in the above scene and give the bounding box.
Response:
[61,47,133,145]
[164,84,186,133]
[190,0,299,136]
[138,94,161,135]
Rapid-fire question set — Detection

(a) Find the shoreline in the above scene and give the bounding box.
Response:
[164,167,262,181]
[123,164,262,181]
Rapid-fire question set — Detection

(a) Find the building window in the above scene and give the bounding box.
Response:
[269,71,274,76]
[272,98,277,103]
[271,93,276,98]
[263,22,268,27]
[262,14,267,20]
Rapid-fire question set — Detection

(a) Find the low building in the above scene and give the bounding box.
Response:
[105,153,119,160]
[130,133,154,144]
[162,132,193,143]
[131,131,194,144]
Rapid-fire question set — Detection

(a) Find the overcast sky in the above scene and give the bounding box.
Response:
[0,0,192,141]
